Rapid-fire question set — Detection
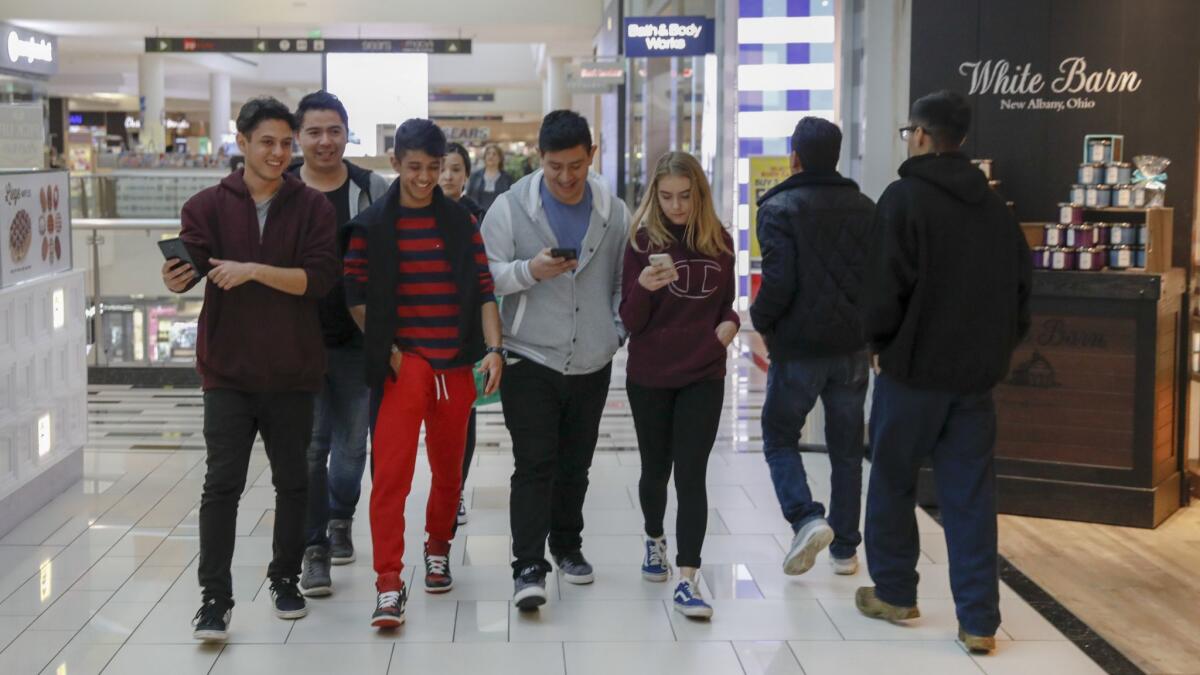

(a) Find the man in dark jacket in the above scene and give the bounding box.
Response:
[856,90,1032,654]
[160,97,339,641]
[286,91,389,598]
[751,117,875,580]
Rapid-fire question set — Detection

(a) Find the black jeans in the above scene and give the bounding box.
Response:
[627,378,724,568]
[199,389,313,605]
[502,358,612,574]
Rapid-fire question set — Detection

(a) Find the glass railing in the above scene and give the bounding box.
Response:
[73,218,201,367]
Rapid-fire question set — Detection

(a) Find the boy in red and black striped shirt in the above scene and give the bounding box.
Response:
[344,119,504,629]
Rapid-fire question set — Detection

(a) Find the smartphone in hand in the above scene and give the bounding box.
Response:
[648,253,674,270]
[158,237,197,269]
[550,248,579,261]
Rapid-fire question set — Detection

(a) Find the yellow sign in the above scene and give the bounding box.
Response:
[748,156,791,259]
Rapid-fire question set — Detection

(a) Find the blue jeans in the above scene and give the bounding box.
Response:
[306,345,370,547]
[761,352,868,560]
[865,372,1000,637]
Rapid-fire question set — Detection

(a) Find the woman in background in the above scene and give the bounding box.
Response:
[466,144,514,212]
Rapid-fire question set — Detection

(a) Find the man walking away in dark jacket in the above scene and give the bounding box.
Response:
[751,117,875,581]
[855,90,1032,655]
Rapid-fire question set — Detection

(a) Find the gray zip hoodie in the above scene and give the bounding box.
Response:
[481,169,630,375]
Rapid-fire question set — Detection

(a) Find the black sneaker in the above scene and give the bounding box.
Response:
[457,495,469,526]
[371,584,408,629]
[513,565,547,610]
[269,578,309,620]
[553,551,595,585]
[424,544,453,593]
[300,545,333,597]
[191,599,231,642]
[328,519,355,565]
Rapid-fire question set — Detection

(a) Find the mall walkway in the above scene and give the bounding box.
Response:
[0,349,1103,675]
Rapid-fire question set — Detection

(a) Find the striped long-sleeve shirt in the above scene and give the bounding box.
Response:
[344,205,495,370]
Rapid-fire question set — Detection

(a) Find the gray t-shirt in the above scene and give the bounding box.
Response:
[255,196,274,238]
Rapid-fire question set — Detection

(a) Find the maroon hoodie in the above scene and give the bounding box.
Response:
[178,170,338,392]
[620,224,740,388]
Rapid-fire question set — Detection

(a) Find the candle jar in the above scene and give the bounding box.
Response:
[1084,185,1112,208]
[1088,139,1113,164]
[1105,162,1134,185]
[1051,247,1078,271]
[1070,184,1087,204]
[1078,162,1105,185]
[1110,224,1137,245]
[1077,247,1106,271]
[1044,223,1067,247]
[1109,245,1135,270]
[1067,224,1101,248]
[1059,203,1084,225]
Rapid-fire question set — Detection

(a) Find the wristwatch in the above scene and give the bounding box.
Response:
[485,346,508,359]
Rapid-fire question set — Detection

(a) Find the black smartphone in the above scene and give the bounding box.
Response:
[157,237,197,272]
[550,248,578,260]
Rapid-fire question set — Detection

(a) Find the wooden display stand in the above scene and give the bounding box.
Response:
[918,268,1186,528]
[1021,206,1175,273]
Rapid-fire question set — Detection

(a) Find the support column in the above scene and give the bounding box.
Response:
[208,72,231,154]
[137,54,166,152]
[544,56,571,114]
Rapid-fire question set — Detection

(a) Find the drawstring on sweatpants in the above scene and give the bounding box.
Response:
[434,373,450,401]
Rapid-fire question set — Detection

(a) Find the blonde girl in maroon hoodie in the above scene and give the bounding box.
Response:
[619,152,738,620]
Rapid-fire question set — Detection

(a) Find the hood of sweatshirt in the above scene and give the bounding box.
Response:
[898,152,990,205]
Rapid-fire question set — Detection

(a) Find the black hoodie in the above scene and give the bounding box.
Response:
[750,171,875,360]
[860,152,1032,394]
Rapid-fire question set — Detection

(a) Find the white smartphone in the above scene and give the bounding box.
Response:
[648,253,674,270]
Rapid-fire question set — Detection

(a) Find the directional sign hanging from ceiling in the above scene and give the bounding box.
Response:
[145,37,471,54]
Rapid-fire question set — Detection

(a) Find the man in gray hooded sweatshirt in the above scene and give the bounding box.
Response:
[481,110,630,610]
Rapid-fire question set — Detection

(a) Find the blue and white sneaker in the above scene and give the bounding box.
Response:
[641,537,671,582]
[673,577,713,619]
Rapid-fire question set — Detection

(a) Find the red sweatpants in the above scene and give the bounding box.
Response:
[370,353,476,591]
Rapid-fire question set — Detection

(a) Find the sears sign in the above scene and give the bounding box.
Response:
[624,16,715,58]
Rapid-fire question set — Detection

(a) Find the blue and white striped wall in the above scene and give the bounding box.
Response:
[734,0,836,308]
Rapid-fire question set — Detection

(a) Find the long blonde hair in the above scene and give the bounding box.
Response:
[630,152,732,258]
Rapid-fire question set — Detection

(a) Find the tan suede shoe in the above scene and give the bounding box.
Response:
[958,627,997,654]
[855,587,920,621]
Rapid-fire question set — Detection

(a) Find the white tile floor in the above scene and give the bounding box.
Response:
[0,349,1108,674]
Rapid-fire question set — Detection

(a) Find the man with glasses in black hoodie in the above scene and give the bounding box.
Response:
[857,90,1032,655]
[287,91,389,598]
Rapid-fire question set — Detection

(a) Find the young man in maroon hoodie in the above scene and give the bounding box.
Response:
[160,97,339,642]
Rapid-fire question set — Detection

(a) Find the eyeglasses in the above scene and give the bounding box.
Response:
[899,125,920,141]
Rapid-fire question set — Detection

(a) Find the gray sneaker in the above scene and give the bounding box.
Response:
[783,518,834,576]
[553,551,595,585]
[513,565,547,610]
[299,545,332,597]
[328,519,355,565]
